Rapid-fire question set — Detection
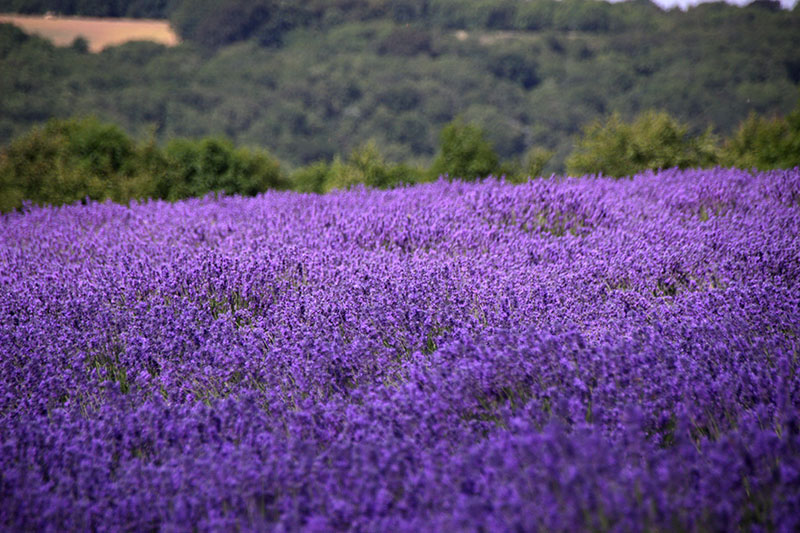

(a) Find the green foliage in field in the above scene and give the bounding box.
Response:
[430,119,501,180]
[720,106,800,170]
[291,141,426,193]
[566,111,720,178]
[564,98,800,178]
[156,137,287,200]
[521,147,555,179]
[2,99,800,211]
[0,117,287,211]
[0,117,142,211]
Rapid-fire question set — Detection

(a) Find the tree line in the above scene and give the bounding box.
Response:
[2,102,798,212]
[1,0,798,174]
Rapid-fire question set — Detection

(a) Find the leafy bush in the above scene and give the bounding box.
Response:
[0,117,142,211]
[290,160,330,194]
[520,146,555,180]
[4,99,800,213]
[158,137,288,200]
[720,101,800,170]
[0,118,288,211]
[566,110,720,178]
[430,118,500,180]
[291,141,425,193]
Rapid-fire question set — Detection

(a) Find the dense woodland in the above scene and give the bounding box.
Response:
[1,0,799,210]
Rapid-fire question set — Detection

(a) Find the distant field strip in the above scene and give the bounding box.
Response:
[0,14,179,52]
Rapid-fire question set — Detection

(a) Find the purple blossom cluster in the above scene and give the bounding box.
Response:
[2,167,799,531]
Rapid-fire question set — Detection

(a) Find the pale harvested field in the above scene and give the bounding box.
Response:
[0,14,179,52]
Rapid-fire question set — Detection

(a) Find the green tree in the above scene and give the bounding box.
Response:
[70,36,89,54]
[720,101,800,170]
[0,118,289,211]
[430,119,500,180]
[2,1,800,174]
[170,0,306,48]
[0,117,141,211]
[487,45,541,89]
[515,0,555,30]
[293,141,424,193]
[291,160,330,193]
[522,146,555,179]
[170,0,271,47]
[566,110,720,178]
[160,137,287,199]
[553,0,612,32]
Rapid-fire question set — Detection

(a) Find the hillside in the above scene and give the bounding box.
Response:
[1,0,799,172]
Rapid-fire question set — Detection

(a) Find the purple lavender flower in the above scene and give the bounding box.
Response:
[1,168,799,530]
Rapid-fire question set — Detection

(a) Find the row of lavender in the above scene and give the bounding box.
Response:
[1,168,799,531]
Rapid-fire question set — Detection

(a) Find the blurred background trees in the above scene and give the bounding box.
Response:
[430,119,500,181]
[1,0,798,172]
[1,0,799,209]
[0,117,287,211]
[3,99,798,211]
[719,106,800,170]
[566,111,720,178]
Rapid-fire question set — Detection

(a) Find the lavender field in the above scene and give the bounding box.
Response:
[1,168,799,531]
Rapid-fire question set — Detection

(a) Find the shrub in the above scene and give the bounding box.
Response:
[160,137,288,200]
[430,118,500,180]
[0,117,142,211]
[720,102,800,170]
[292,141,425,193]
[0,118,288,212]
[566,110,720,178]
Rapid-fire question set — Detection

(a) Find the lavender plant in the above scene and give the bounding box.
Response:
[1,167,799,531]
